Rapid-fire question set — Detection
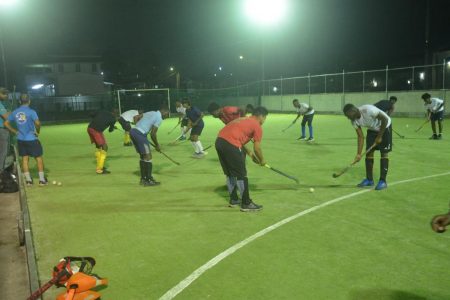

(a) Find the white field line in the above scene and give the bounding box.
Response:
[159,171,450,300]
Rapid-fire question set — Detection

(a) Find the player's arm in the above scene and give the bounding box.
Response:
[3,120,17,135]
[133,114,143,124]
[426,108,432,120]
[191,113,204,127]
[108,116,116,132]
[0,111,9,121]
[34,119,41,135]
[387,104,395,116]
[374,112,388,144]
[150,126,161,152]
[292,112,302,123]
[354,127,364,163]
[252,141,265,166]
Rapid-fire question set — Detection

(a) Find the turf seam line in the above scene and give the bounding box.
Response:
[159,171,450,300]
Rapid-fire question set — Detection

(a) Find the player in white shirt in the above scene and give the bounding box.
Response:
[118,109,143,146]
[343,103,392,190]
[421,93,444,140]
[175,100,190,140]
[292,99,315,141]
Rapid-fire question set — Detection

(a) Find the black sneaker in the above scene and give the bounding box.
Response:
[240,201,263,212]
[228,199,241,208]
[429,134,438,140]
[142,179,161,186]
[149,176,160,184]
[437,133,442,139]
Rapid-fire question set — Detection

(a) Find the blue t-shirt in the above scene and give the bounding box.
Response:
[135,111,162,135]
[8,105,39,141]
[186,106,204,127]
[0,101,7,128]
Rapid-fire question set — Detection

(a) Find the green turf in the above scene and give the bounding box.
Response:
[26,114,450,299]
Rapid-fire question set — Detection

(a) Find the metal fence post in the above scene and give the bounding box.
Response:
[443,59,446,90]
[324,75,327,93]
[363,71,365,93]
[280,76,283,111]
[412,66,415,90]
[385,65,389,98]
[308,73,311,104]
[342,69,345,109]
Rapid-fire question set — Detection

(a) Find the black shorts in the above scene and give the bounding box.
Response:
[190,125,204,136]
[18,140,43,157]
[181,117,189,127]
[215,137,247,178]
[366,128,392,154]
[129,128,150,155]
[118,116,132,132]
[430,111,444,122]
[301,113,314,126]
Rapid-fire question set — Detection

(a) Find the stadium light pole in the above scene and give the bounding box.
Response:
[243,0,288,98]
[0,0,20,87]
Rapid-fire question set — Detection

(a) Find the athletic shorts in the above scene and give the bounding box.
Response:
[181,117,189,127]
[18,140,43,157]
[118,116,132,132]
[430,111,444,122]
[215,137,247,178]
[129,128,150,155]
[190,124,204,136]
[301,113,314,126]
[87,127,106,146]
[366,128,392,153]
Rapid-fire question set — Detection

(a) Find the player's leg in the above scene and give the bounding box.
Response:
[429,113,438,139]
[190,125,206,157]
[437,111,443,139]
[215,138,239,206]
[298,116,307,140]
[17,141,32,185]
[130,128,159,186]
[375,127,392,190]
[357,130,375,187]
[180,118,189,140]
[30,140,48,185]
[307,114,314,141]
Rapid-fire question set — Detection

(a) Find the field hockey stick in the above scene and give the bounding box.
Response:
[167,122,180,134]
[281,122,295,132]
[28,261,72,300]
[332,143,377,178]
[392,128,405,138]
[150,142,180,165]
[264,164,299,184]
[415,119,429,132]
[203,145,212,151]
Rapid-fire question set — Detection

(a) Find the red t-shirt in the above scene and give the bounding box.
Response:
[218,117,263,148]
[219,106,242,124]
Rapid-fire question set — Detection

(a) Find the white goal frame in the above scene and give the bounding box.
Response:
[116,88,171,116]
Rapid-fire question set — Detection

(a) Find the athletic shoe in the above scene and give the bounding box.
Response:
[375,180,387,190]
[297,136,307,141]
[97,168,111,175]
[307,137,315,142]
[357,178,374,187]
[429,134,438,140]
[192,152,205,159]
[229,199,241,207]
[437,133,442,139]
[200,151,208,155]
[26,180,33,187]
[240,201,263,212]
[142,179,161,186]
[179,136,186,141]
[39,178,48,186]
[149,176,160,184]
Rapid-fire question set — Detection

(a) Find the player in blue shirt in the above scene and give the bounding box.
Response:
[0,87,10,173]
[182,99,207,158]
[129,106,169,186]
[4,93,48,186]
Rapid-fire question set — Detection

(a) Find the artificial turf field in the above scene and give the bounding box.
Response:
[26,114,450,300]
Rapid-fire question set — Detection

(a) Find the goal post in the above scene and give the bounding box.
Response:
[116,88,171,116]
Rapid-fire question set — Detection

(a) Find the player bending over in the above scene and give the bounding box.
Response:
[343,103,392,190]
[292,99,315,141]
[207,102,244,125]
[421,93,444,140]
[87,109,117,174]
[215,106,268,212]
[182,99,207,158]
[129,106,169,186]
[4,94,48,186]
[118,109,143,146]
[175,100,190,140]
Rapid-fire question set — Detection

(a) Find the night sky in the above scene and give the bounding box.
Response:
[2,0,450,85]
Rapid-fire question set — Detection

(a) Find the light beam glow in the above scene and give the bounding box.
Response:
[244,0,288,27]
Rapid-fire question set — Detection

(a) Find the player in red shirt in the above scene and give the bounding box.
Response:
[208,102,245,124]
[215,106,268,212]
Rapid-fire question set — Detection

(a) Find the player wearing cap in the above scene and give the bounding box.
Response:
[215,106,268,212]
[4,93,48,186]
[343,103,392,190]
[421,93,444,140]
[118,109,143,146]
[208,102,244,125]
[292,99,315,141]
[0,87,10,173]
[129,106,169,186]
[87,109,117,174]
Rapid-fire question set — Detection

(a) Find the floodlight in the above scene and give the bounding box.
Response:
[407,80,411,85]
[447,61,450,67]
[31,84,44,90]
[239,55,244,60]
[244,0,288,26]
[219,66,223,71]
[419,72,425,80]
[272,86,278,92]
[371,79,378,87]
[0,0,18,7]
[169,67,174,72]
[137,93,141,97]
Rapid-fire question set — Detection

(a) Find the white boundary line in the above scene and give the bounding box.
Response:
[159,171,450,300]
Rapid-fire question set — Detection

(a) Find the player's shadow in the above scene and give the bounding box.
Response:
[348,289,426,300]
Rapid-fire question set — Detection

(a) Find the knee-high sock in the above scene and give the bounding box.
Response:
[380,158,389,181]
[191,141,198,153]
[144,160,153,179]
[365,158,374,181]
[95,149,101,170]
[301,126,306,137]
[97,149,107,172]
[308,125,313,138]
[139,159,146,179]
[195,141,204,152]
[237,177,250,205]
[226,176,238,200]
[124,132,131,143]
